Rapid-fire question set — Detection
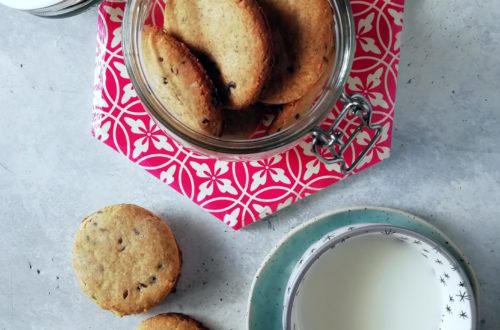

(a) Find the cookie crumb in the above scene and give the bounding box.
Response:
[226,81,237,93]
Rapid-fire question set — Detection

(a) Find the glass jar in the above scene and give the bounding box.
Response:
[123,0,376,172]
[0,0,101,17]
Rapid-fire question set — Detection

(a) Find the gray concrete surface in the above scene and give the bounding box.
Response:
[0,0,499,329]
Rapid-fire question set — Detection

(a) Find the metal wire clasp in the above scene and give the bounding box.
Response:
[311,92,382,174]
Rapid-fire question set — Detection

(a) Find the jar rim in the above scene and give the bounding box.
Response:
[123,0,355,157]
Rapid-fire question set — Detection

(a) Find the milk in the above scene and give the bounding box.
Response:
[0,0,65,10]
[292,234,442,330]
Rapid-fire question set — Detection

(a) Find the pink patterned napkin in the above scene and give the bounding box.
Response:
[92,0,405,230]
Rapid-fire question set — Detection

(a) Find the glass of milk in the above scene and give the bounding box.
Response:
[283,224,477,330]
[0,0,101,17]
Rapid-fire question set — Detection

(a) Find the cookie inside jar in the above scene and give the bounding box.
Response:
[140,0,336,140]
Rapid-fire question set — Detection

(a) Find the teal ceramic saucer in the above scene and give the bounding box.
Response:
[247,207,479,330]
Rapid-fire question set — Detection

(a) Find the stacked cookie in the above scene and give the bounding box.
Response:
[142,0,335,138]
[72,204,207,329]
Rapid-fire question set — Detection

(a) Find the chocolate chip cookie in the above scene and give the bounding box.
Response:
[164,0,273,109]
[139,313,209,330]
[258,0,335,104]
[142,27,222,136]
[72,204,181,316]
[268,47,335,134]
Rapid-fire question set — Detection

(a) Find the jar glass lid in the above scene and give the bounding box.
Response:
[0,0,101,17]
